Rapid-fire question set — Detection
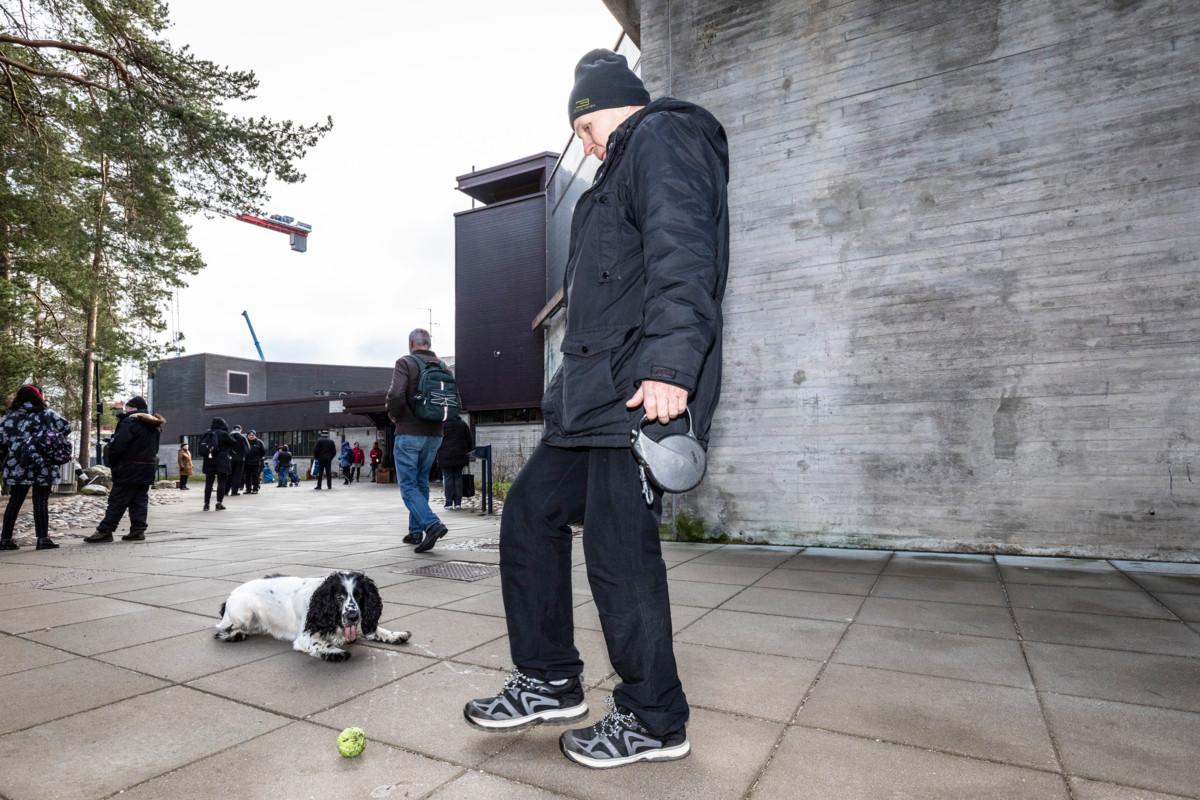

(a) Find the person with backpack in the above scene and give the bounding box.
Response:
[244,430,266,494]
[385,327,459,552]
[85,396,166,542]
[197,417,235,511]
[339,440,353,485]
[274,444,293,488]
[312,432,336,490]
[0,384,73,550]
[227,425,250,497]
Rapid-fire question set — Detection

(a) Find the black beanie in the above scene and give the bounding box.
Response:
[125,396,148,411]
[568,49,650,127]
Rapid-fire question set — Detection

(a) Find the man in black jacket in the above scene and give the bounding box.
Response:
[200,417,235,511]
[312,431,336,490]
[227,425,249,496]
[464,51,728,769]
[85,396,165,543]
[244,430,266,494]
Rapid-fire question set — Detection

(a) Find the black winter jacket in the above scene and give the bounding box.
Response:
[313,437,337,461]
[229,431,249,463]
[201,417,236,476]
[245,438,267,465]
[543,98,729,448]
[436,417,475,468]
[108,412,165,485]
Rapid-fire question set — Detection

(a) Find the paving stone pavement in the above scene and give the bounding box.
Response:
[0,483,1198,799]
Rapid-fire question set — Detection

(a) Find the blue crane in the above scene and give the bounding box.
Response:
[241,310,266,361]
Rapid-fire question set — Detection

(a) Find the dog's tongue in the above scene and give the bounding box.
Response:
[344,626,358,643]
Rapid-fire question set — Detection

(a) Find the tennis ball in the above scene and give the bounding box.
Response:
[337,726,367,758]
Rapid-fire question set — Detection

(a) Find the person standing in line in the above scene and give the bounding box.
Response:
[385,328,447,552]
[369,441,382,482]
[339,440,353,485]
[0,384,73,551]
[463,50,729,769]
[85,396,165,543]
[437,416,473,511]
[227,424,249,497]
[312,431,336,490]
[275,444,293,488]
[244,430,266,494]
[177,442,192,490]
[199,417,234,511]
[351,442,365,483]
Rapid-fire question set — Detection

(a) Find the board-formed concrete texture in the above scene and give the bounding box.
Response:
[616,0,1200,558]
[1,485,1199,797]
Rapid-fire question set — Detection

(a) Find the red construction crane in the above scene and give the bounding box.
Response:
[235,213,313,252]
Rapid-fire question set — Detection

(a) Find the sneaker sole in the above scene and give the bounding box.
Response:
[463,702,589,733]
[560,738,691,769]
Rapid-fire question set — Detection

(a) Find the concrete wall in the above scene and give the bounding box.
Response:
[474,423,544,483]
[632,0,1199,559]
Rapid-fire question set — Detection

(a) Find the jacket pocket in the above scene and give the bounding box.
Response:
[592,189,630,284]
[558,325,637,435]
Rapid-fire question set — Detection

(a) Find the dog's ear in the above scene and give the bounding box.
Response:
[304,573,343,637]
[357,573,383,635]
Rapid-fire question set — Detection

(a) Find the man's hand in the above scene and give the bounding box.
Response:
[626,380,688,425]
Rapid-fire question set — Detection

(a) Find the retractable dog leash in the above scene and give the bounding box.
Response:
[630,409,707,505]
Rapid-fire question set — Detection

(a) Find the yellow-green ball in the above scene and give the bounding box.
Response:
[337,727,366,758]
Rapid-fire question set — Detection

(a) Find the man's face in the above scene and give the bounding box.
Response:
[248,434,256,441]
[573,106,635,161]
[124,405,136,414]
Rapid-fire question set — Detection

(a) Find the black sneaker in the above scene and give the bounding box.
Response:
[559,698,690,769]
[463,669,588,732]
[35,538,59,550]
[403,532,422,545]
[0,540,18,550]
[414,521,448,553]
[83,531,113,544]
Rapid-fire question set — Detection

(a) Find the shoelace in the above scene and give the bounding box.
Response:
[502,668,545,694]
[596,696,641,738]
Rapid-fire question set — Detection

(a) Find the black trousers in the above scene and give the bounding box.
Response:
[316,459,332,489]
[179,474,189,489]
[97,482,149,534]
[229,461,244,495]
[245,463,261,493]
[204,472,229,505]
[500,443,688,736]
[442,466,464,506]
[2,484,51,540]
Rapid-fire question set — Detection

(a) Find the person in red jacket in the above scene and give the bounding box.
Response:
[369,442,382,482]
[350,442,365,483]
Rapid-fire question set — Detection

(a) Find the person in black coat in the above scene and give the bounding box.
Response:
[227,425,249,496]
[437,416,474,510]
[244,430,267,494]
[274,444,293,488]
[312,432,336,490]
[200,417,235,511]
[85,396,165,543]
[464,51,728,766]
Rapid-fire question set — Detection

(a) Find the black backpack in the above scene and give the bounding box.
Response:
[406,355,461,422]
[197,429,219,459]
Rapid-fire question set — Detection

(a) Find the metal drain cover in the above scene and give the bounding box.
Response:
[394,560,500,582]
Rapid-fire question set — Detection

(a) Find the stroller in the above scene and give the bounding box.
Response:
[288,465,300,486]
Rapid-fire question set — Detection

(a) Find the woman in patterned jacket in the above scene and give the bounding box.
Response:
[0,385,73,550]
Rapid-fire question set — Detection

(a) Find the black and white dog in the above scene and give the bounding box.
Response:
[215,571,410,661]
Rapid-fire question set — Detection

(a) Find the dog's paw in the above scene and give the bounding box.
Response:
[392,630,412,644]
[319,649,351,662]
[215,630,246,642]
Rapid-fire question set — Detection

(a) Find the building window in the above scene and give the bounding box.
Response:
[227,371,249,395]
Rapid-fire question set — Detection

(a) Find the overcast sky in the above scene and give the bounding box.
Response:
[164,1,620,368]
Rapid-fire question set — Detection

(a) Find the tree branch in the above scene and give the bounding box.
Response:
[28,289,84,356]
[0,53,111,92]
[0,32,133,85]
